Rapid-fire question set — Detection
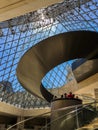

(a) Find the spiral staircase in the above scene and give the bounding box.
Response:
[15,31,98,130]
[0,1,98,130]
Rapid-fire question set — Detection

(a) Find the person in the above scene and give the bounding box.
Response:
[67,92,74,98]
[64,93,67,98]
[72,94,75,98]
[61,94,63,98]
[53,95,57,99]
[54,96,57,99]
[76,96,78,99]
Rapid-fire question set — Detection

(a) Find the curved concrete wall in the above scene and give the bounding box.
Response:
[0,101,50,117]
[51,98,82,110]
[51,98,82,130]
[17,31,98,100]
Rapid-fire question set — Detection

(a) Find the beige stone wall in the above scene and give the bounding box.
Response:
[49,73,98,99]
[23,108,50,117]
[0,102,23,116]
[0,0,62,22]
[75,73,98,99]
[78,73,98,89]
[49,78,78,97]
[0,101,50,117]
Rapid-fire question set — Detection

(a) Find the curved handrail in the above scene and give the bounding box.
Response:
[41,101,98,130]
[75,94,96,100]
[41,108,83,130]
[7,101,97,130]
[75,94,96,101]
[7,111,50,130]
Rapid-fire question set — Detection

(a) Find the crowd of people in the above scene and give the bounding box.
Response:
[62,92,75,99]
[53,92,78,100]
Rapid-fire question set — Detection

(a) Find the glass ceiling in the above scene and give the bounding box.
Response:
[0,0,98,108]
[42,60,76,89]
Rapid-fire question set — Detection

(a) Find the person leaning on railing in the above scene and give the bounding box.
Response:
[67,92,75,99]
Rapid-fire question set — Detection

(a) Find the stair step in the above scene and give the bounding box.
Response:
[76,127,93,130]
[76,118,98,130]
[76,124,98,130]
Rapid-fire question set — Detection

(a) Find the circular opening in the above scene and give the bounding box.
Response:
[41,59,77,89]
